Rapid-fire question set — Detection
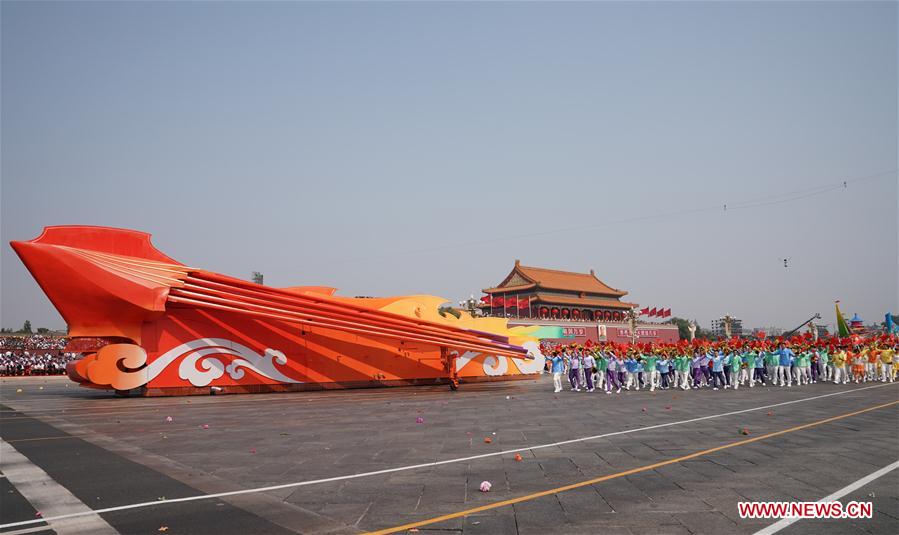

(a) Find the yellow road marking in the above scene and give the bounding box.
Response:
[366,399,899,535]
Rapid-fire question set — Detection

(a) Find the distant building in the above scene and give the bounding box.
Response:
[711,316,743,338]
[478,260,679,344]
[480,260,635,322]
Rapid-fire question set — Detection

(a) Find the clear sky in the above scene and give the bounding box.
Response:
[2,1,896,333]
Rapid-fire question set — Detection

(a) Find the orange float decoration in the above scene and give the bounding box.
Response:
[11,226,545,395]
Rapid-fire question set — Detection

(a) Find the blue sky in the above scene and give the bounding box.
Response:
[2,1,896,332]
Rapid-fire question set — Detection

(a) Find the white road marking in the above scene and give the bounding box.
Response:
[1,525,55,535]
[0,382,895,530]
[0,440,118,534]
[753,459,899,534]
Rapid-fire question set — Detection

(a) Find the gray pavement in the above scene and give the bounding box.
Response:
[1,374,897,534]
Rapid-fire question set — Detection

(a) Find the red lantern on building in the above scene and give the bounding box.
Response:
[551,307,560,318]
[613,311,622,321]
[561,308,570,318]
[539,306,549,319]
[572,309,581,319]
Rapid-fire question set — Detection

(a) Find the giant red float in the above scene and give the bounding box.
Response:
[11,226,546,395]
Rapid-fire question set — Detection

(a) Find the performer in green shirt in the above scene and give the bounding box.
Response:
[642,354,659,392]
[728,352,743,390]
[763,349,780,386]
[594,352,609,393]
[673,353,691,390]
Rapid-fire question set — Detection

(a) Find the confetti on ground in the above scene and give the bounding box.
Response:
[479,481,492,492]
[158,527,169,532]
[35,512,41,517]
[767,411,774,416]
[201,424,209,429]
[641,407,647,412]
[484,437,492,444]
[514,453,523,462]
[165,416,173,423]
[249,448,256,454]
[665,406,672,410]
[416,417,424,424]
[16,389,22,393]
[741,428,750,435]
[38,386,44,390]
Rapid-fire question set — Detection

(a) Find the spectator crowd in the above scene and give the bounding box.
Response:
[0,335,75,376]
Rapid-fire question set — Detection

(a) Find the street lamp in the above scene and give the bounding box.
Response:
[459,294,480,317]
[723,314,733,339]
[626,307,638,345]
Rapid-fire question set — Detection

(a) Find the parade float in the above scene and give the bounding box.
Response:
[11,226,548,395]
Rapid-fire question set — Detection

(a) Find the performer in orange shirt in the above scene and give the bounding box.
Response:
[850,346,866,383]
[865,344,880,381]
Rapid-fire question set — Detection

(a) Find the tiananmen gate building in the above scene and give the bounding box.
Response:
[479,260,679,344]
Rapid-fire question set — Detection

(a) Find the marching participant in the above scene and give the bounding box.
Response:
[673,350,691,390]
[764,345,780,386]
[567,347,581,391]
[728,349,742,390]
[850,344,866,383]
[624,352,641,390]
[594,349,609,393]
[878,341,894,382]
[777,341,794,387]
[549,351,565,393]
[582,350,596,392]
[796,346,812,385]
[865,343,880,382]
[642,351,659,392]
[709,349,727,390]
[831,344,848,384]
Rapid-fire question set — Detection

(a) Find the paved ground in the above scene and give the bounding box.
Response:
[1,375,897,535]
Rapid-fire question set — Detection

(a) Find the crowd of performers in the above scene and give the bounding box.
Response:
[543,334,899,394]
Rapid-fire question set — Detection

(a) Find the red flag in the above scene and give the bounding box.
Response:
[663,308,671,317]
[480,295,490,305]
[640,307,650,315]
[493,296,504,307]
[517,296,529,309]
[649,307,658,317]
[506,296,518,308]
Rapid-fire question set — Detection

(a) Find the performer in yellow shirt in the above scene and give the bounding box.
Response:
[830,348,848,385]
[880,344,895,382]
